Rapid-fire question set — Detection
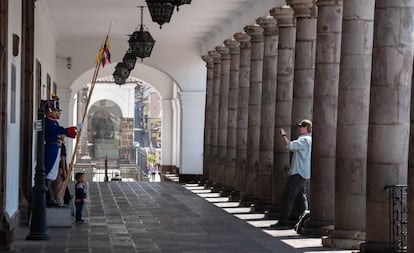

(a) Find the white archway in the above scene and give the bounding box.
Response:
[67,63,181,172]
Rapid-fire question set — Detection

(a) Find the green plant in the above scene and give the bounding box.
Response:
[147,153,156,163]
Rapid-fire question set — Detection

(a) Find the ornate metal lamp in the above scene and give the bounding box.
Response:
[145,0,175,29]
[128,6,156,61]
[122,49,137,70]
[113,62,130,85]
[169,0,191,11]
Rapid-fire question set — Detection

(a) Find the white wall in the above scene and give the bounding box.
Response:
[56,39,205,92]
[34,0,57,96]
[180,92,205,174]
[5,0,22,218]
[201,0,285,54]
[31,0,58,182]
[86,82,136,118]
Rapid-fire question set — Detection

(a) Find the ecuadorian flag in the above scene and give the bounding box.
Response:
[96,36,111,67]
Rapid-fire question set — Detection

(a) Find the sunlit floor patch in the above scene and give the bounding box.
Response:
[222,207,251,214]
[262,228,299,238]
[191,189,213,194]
[197,193,221,198]
[184,186,206,190]
[247,219,277,228]
[184,183,199,187]
[303,251,355,253]
[233,213,265,220]
[281,238,323,248]
[204,197,229,203]
[213,202,240,208]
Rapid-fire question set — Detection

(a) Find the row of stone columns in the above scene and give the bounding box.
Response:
[202,0,414,252]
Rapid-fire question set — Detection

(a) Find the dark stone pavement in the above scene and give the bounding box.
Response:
[10,181,355,253]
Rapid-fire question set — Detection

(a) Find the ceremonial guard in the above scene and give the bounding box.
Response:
[44,97,82,206]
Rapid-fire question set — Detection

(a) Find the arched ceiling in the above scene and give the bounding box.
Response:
[41,0,255,46]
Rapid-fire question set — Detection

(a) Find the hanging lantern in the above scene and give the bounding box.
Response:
[128,6,156,61]
[113,62,130,86]
[122,49,137,70]
[169,0,191,11]
[146,0,175,29]
[113,68,126,85]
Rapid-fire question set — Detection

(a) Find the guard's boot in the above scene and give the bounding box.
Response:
[46,179,58,207]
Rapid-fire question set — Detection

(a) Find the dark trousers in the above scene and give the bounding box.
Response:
[75,202,84,221]
[279,174,308,224]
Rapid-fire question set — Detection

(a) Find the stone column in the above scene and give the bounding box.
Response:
[241,24,264,205]
[207,50,221,185]
[233,32,251,201]
[77,86,91,162]
[254,16,278,212]
[267,6,296,218]
[409,68,414,253]
[223,39,240,194]
[325,0,374,249]
[202,55,214,183]
[161,99,174,172]
[287,0,317,135]
[215,45,231,190]
[119,118,134,163]
[303,0,343,236]
[361,1,414,252]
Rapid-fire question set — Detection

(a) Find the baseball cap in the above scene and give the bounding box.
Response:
[298,119,312,127]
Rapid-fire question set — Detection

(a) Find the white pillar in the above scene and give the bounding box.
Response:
[172,96,181,169]
[179,91,205,175]
[161,99,173,166]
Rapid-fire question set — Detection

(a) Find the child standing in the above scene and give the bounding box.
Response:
[74,172,87,223]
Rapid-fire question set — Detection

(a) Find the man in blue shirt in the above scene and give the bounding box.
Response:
[271,119,312,229]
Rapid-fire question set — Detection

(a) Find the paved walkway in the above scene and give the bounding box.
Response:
[11,181,356,253]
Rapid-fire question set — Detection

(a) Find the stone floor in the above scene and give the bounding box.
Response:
[10,181,357,253]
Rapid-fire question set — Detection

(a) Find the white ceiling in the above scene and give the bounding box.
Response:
[42,0,255,46]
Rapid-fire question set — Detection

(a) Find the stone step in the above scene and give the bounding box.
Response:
[46,205,73,227]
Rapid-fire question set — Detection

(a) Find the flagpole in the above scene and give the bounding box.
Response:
[64,24,112,188]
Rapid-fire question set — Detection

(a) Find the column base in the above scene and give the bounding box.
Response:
[322,229,365,249]
[239,193,257,207]
[197,177,207,186]
[178,174,203,184]
[211,183,223,193]
[77,154,92,163]
[264,204,282,219]
[204,180,214,189]
[229,190,241,202]
[300,218,333,236]
[250,199,273,213]
[220,186,235,197]
[359,241,394,253]
[0,214,15,248]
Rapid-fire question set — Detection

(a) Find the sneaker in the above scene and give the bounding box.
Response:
[76,219,85,223]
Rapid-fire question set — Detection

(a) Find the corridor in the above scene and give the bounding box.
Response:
[12,181,354,253]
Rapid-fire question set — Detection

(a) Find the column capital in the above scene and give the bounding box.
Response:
[202,55,214,68]
[208,50,221,63]
[215,45,231,60]
[316,0,342,6]
[287,0,317,18]
[224,39,240,55]
[244,24,264,42]
[270,6,296,28]
[234,32,251,49]
[256,16,278,36]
